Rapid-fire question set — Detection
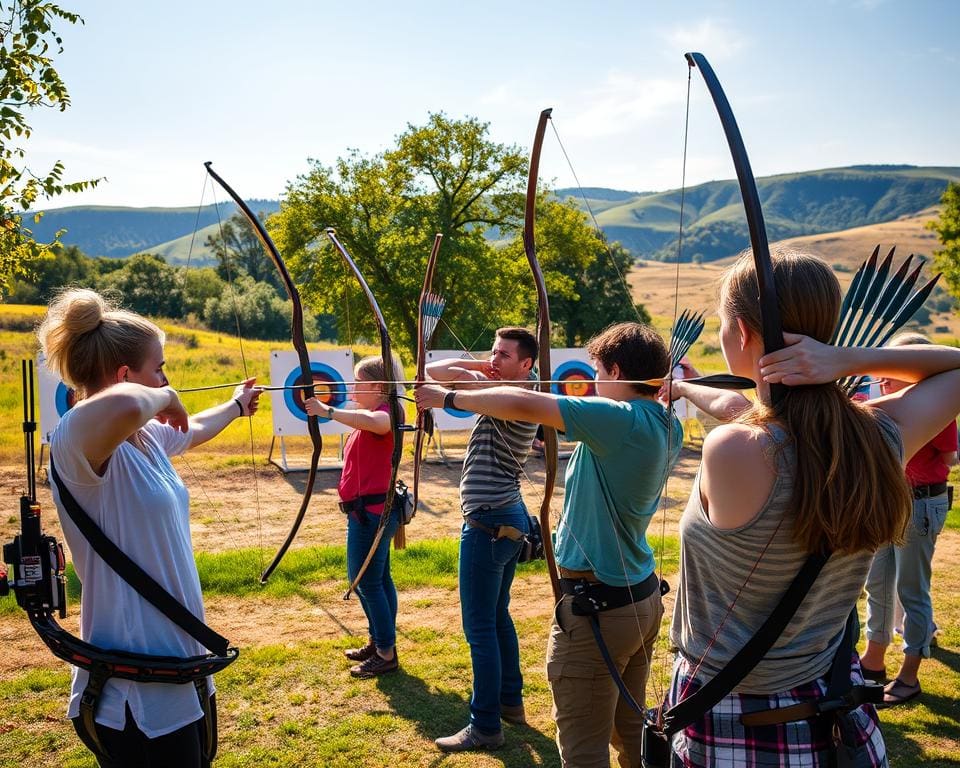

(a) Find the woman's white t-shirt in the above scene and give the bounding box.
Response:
[50,409,213,737]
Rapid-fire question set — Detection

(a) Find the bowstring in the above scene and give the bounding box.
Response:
[549,100,694,705]
[175,171,264,580]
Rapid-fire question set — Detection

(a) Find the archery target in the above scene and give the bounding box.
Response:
[426,349,481,431]
[550,350,596,397]
[550,357,597,397]
[36,353,76,444]
[270,349,354,436]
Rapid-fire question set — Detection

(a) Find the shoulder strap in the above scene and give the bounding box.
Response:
[662,550,830,735]
[50,458,230,656]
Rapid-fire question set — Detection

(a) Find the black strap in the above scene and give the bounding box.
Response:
[50,458,230,656]
[586,613,645,715]
[77,665,111,758]
[662,550,829,735]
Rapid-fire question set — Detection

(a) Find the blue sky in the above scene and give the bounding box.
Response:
[24,0,960,209]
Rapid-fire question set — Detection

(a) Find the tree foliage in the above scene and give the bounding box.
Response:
[0,1,101,295]
[204,211,285,294]
[928,182,960,303]
[270,113,645,359]
[204,275,319,342]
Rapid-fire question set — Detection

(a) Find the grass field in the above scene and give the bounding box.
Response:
[2,217,959,766]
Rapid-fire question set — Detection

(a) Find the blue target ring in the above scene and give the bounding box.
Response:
[551,360,597,397]
[55,382,77,416]
[283,362,348,423]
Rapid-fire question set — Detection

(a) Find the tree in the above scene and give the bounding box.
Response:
[98,253,183,317]
[203,275,320,342]
[0,1,101,295]
[501,198,648,346]
[270,113,529,359]
[204,211,285,295]
[179,266,224,319]
[928,181,960,303]
[5,243,96,303]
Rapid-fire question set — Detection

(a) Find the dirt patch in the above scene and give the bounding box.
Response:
[0,447,702,558]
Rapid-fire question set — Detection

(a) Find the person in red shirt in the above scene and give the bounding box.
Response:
[860,333,959,706]
[305,355,403,678]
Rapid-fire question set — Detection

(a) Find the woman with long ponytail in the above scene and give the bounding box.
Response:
[666,248,960,767]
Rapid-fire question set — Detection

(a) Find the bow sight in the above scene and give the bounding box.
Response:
[0,360,68,620]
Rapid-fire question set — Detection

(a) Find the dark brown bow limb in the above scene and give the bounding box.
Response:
[524,108,561,603]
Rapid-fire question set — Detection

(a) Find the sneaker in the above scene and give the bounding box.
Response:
[435,724,504,752]
[350,651,398,678]
[344,641,377,662]
[500,703,527,725]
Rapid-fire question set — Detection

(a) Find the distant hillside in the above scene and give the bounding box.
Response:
[30,165,958,265]
[628,207,959,340]
[29,201,280,261]
[561,165,960,262]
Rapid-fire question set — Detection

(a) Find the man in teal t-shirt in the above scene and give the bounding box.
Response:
[416,322,682,767]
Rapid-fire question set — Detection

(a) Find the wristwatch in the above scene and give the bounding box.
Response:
[443,390,457,411]
[325,405,335,418]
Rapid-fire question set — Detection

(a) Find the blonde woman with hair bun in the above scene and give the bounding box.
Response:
[37,287,262,767]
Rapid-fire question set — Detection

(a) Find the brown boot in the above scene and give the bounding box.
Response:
[344,640,376,662]
[435,724,504,752]
[350,650,399,678]
[500,703,527,725]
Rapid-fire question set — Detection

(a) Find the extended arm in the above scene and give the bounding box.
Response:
[415,383,565,430]
[305,398,391,435]
[188,379,262,449]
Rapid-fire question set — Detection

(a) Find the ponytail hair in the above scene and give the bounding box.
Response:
[37,288,164,398]
[720,248,911,555]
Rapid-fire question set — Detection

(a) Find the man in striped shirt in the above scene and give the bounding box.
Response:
[426,327,539,753]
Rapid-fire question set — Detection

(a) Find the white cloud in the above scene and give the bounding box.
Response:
[660,18,747,61]
[562,72,684,139]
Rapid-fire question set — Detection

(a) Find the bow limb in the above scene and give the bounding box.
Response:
[411,233,444,523]
[324,229,405,600]
[202,162,322,585]
[684,54,785,406]
[523,108,561,603]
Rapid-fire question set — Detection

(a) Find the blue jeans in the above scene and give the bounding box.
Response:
[460,501,530,735]
[346,505,399,650]
[865,492,949,658]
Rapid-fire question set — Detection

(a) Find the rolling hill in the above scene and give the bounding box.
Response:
[559,165,959,261]
[628,207,958,339]
[27,200,280,263]
[28,165,958,266]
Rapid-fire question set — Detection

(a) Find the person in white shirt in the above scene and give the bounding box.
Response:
[38,288,261,767]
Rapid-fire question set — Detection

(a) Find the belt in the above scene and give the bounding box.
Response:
[338,493,387,514]
[912,482,947,499]
[739,683,883,726]
[559,567,601,583]
[560,571,661,614]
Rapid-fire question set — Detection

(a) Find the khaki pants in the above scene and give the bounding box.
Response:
[546,589,663,768]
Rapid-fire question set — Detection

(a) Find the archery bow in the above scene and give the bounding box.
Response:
[203,162,322,585]
[324,228,405,600]
[410,233,445,530]
[523,107,562,603]
[684,54,786,405]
